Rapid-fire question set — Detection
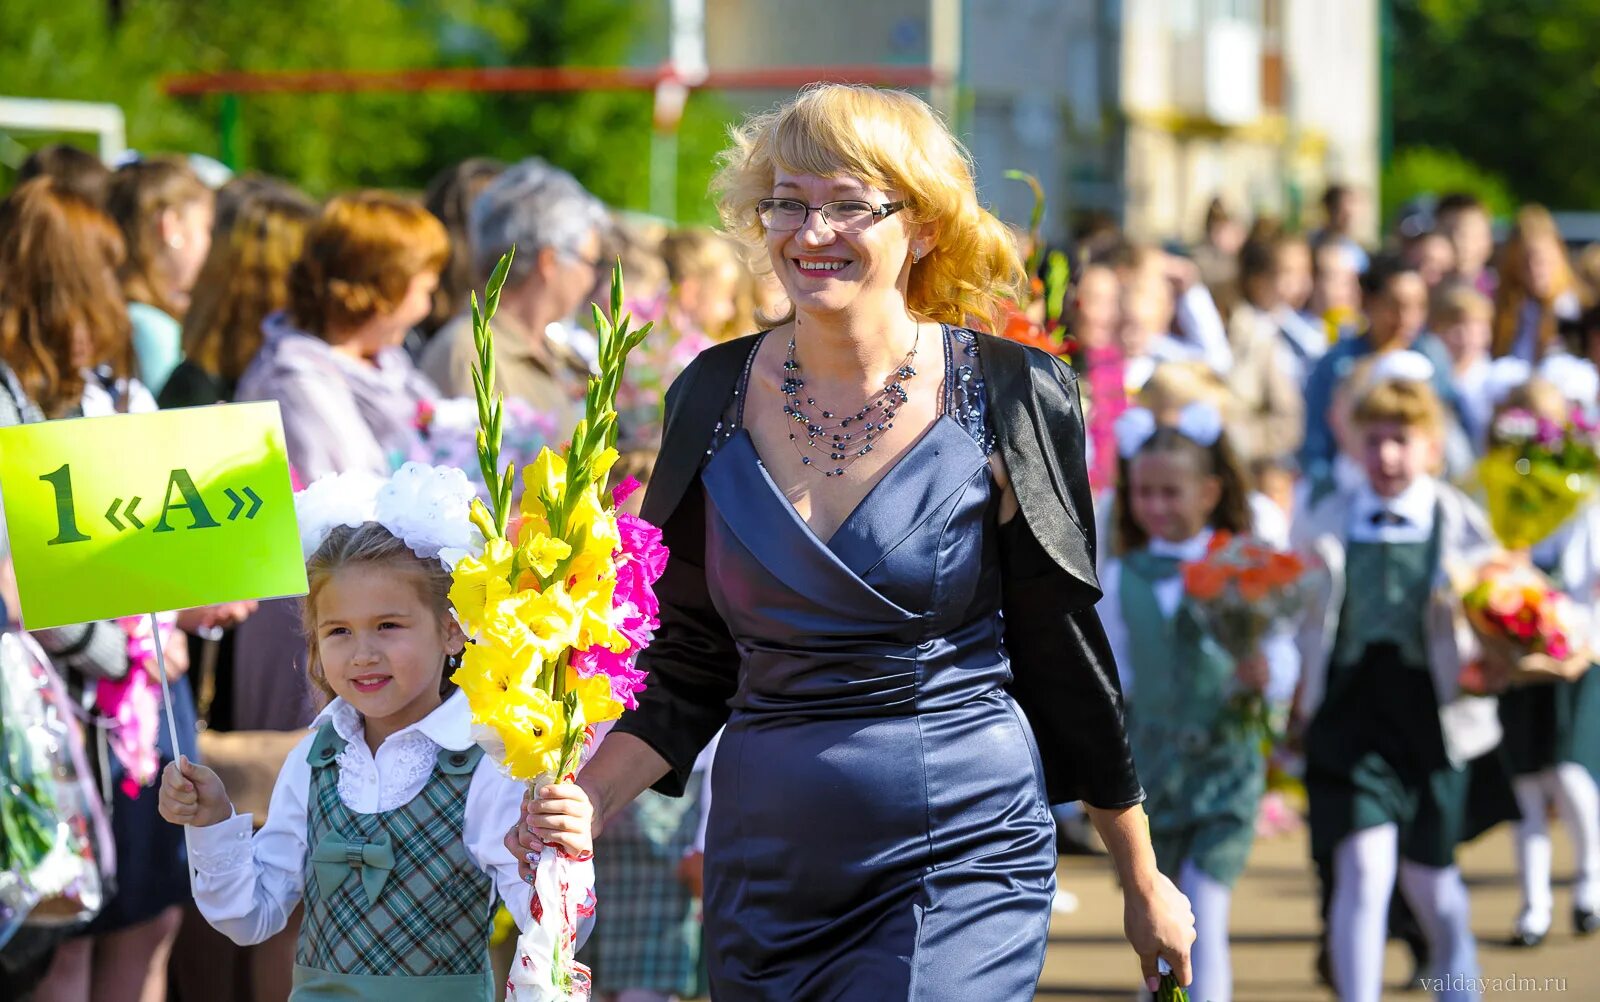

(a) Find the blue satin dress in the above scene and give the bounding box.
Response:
[696,328,1057,1000]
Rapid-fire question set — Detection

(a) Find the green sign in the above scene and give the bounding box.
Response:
[0,402,308,629]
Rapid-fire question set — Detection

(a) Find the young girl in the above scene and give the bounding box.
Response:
[158,471,595,1000]
[1489,377,1600,947]
[105,156,216,397]
[1433,282,1495,451]
[1294,366,1508,1002]
[1099,402,1286,1002]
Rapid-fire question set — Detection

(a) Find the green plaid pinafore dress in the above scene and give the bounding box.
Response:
[292,722,497,1001]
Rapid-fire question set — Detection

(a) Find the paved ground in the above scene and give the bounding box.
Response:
[1041,822,1593,1001]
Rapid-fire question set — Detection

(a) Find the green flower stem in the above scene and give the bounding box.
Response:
[472,248,517,538]
[1156,972,1190,1002]
[1004,169,1046,280]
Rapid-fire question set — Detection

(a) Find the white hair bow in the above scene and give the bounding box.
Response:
[1114,402,1223,459]
[1484,354,1600,408]
[1537,354,1600,407]
[1484,356,1533,407]
[294,463,484,569]
[1368,349,1435,386]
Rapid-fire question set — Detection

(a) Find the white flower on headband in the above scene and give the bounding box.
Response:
[295,471,384,561]
[295,463,484,569]
[374,464,482,563]
[1537,354,1600,407]
[1368,349,1435,386]
[1115,402,1222,459]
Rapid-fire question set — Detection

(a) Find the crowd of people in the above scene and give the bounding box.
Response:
[1060,181,1600,1001]
[0,82,1598,1002]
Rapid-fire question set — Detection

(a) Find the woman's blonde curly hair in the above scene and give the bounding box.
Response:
[712,84,1026,334]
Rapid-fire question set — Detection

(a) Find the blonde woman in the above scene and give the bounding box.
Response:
[515,84,1193,999]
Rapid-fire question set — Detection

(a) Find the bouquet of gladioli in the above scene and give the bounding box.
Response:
[447,251,667,1001]
[1478,408,1600,549]
[407,397,557,503]
[1457,557,1590,694]
[1180,532,1311,742]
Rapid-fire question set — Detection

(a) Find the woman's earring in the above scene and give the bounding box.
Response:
[912,249,922,264]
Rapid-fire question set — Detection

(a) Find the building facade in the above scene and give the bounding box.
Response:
[701,0,1380,245]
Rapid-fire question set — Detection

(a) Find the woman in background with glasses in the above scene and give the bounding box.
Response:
[514,84,1194,1000]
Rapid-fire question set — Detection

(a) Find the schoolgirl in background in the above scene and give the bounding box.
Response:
[1099,402,1293,1002]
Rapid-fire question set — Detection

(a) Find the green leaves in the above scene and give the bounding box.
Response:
[557,258,652,487]
[472,248,516,538]
[1004,169,1046,279]
[1393,0,1600,210]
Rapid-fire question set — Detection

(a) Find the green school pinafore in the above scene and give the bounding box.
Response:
[291,723,497,1002]
[1121,549,1265,887]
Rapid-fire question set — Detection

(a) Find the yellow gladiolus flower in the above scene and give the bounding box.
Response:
[520,533,573,579]
[449,537,518,635]
[500,583,581,660]
[468,498,498,541]
[565,666,624,725]
[523,448,567,513]
[451,631,537,713]
[482,686,567,780]
[570,573,627,653]
[563,486,622,583]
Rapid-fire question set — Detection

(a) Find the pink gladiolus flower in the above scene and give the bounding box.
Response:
[617,513,668,578]
[97,672,161,798]
[613,476,643,507]
[562,505,667,712]
[569,646,649,710]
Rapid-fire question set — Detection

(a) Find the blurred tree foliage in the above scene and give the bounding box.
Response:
[0,0,735,222]
[1380,147,1515,227]
[1392,0,1600,211]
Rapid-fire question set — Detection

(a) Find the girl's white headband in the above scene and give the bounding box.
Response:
[293,462,484,569]
[1114,401,1223,459]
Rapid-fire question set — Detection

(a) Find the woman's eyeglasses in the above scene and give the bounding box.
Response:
[756,198,908,234]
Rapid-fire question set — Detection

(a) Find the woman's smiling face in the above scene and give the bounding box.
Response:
[764,170,918,319]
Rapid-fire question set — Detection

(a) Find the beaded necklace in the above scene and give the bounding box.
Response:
[781,328,920,478]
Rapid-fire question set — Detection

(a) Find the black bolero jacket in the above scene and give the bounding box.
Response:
[611,331,1145,810]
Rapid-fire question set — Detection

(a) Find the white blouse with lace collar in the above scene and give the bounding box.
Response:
[183,691,537,947]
